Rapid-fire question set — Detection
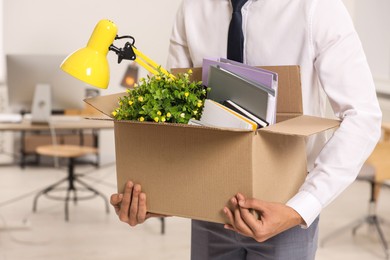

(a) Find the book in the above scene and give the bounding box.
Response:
[207,65,276,125]
[223,100,268,128]
[202,57,278,125]
[203,57,277,90]
[187,118,215,128]
[219,58,278,81]
[198,99,257,131]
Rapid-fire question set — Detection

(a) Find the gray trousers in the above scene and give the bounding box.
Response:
[191,217,319,260]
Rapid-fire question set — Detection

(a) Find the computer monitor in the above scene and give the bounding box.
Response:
[6,54,91,114]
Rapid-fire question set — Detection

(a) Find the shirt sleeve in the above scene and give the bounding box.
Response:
[286,0,382,227]
[166,0,193,70]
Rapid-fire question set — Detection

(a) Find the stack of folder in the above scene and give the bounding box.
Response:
[194,58,278,131]
[189,99,258,130]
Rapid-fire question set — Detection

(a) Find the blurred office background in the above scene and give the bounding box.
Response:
[0,0,390,259]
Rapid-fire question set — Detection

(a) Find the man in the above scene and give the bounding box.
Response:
[110,0,382,259]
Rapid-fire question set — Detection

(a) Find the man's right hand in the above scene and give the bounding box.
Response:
[110,180,166,226]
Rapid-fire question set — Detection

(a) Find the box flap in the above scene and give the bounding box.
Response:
[261,66,302,115]
[260,115,340,137]
[84,92,127,118]
[276,113,302,123]
[172,65,302,120]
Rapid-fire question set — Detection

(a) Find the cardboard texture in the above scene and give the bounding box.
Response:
[85,66,340,224]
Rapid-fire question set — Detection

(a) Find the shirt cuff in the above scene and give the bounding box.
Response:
[286,190,322,229]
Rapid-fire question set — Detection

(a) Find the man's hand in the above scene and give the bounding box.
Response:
[223,193,305,242]
[110,180,166,227]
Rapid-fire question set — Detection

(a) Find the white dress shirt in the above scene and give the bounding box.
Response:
[166,0,382,227]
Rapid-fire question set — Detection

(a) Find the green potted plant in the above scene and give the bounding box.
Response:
[112,69,209,124]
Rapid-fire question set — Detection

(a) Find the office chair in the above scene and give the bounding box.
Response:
[32,144,110,221]
[321,163,389,259]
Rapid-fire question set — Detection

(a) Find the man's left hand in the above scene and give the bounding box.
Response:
[223,193,305,242]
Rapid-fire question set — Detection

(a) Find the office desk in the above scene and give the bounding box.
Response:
[382,122,390,142]
[0,116,113,167]
[367,142,390,183]
[0,117,113,132]
[361,124,390,200]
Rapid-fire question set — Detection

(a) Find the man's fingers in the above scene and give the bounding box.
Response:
[110,193,123,215]
[239,207,261,233]
[113,180,168,227]
[119,181,134,222]
[224,197,253,236]
[110,193,122,205]
[237,193,265,213]
[128,184,141,226]
[232,201,254,235]
[237,193,266,231]
[223,206,235,226]
[113,181,164,228]
[137,192,147,223]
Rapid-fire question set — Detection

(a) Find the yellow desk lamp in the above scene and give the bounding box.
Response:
[61,19,174,89]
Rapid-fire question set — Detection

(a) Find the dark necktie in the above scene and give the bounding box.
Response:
[227,0,248,62]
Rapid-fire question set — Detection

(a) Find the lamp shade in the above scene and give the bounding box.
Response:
[60,20,118,89]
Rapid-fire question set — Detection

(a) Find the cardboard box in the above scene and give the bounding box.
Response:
[85,66,339,224]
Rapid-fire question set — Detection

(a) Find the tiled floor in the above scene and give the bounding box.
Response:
[0,162,390,260]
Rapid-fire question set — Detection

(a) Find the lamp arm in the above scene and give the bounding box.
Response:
[132,48,173,78]
[109,35,175,79]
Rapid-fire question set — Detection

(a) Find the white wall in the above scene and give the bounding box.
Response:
[354,0,390,80]
[353,0,390,94]
[339,1,389,87]
[342,0,390,122]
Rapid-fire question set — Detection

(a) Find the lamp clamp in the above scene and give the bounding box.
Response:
[109,35,137,64]
[108,33,173,78]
